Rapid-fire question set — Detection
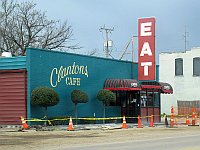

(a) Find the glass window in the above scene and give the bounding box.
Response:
[154,93,160,107]
[140,92,159,107]
[140,94,147,107]
[175,58,183,76]
[193,57,200,76]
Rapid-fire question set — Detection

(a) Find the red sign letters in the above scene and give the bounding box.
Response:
[138,17,156,81]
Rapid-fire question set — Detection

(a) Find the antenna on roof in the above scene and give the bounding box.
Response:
[183,26,189,51]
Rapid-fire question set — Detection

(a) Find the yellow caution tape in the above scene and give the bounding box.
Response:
[23,114,200,123]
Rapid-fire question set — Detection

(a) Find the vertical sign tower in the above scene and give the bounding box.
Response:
[138,17,156,81]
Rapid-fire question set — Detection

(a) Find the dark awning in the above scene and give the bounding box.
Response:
[104,79,173,94]
[141,81,173,94]
[141,81,161,89]
[104,79,141,91]
[159,82,173,94]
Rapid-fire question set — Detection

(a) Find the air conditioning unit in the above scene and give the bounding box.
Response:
[2,52,12,57]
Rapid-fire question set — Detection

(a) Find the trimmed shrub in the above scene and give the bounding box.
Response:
[97,89,116,106]
[71,89,88,104]
[31,86,59,117]
[71,89,88,124]
[97,89,116,124]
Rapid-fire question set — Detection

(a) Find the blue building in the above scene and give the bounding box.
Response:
[0,48,172,125]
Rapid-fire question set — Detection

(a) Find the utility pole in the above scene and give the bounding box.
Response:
[99,25,114,58]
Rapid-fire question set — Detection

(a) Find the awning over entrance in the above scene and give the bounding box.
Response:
[104,79,141,91]
[104,79,173,94]
[141,81,161,89]
[141,81,173,94]
[159,82,173,94]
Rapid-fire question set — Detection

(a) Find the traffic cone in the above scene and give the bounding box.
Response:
[192,108,196,126]
[137,115,143,128]
[174,118,178,127]
[20,116,28,129]
[149,115,154,127]
[121,116,127,129]
[67,117,74,131]
[186,115,190,125]
[170,106,174,128]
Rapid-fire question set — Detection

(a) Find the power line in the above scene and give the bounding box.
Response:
[99,25,114,58]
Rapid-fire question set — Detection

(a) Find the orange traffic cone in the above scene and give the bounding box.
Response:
[149,115,154,127]
[121,116,127,129]
[20,116,28,129]
[186,115,190,125]
[192,108,196,126]
[67,117,74,131]
[174,118,178,127]
[170,106,174,128]
[137,115,143,128]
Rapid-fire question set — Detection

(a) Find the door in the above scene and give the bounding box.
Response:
[120,91,140,123]
[0,70,27,125]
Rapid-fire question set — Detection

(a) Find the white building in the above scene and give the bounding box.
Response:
[159,47,200,115]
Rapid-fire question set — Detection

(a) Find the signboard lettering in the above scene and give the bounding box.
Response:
[138,17,156,80]
[50,62,89,88]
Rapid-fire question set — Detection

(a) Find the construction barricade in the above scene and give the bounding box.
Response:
[18,108,200,131]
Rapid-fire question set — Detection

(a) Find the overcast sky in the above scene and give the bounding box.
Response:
[20,0,200,62]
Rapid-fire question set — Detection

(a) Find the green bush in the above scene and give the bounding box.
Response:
[97,89,116,124]
[31,86,59,117]
[71,89,88,104]
[71,89,88,124]
[97,89,116,106]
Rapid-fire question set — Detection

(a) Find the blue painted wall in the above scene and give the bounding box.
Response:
[0,56,26,70]
[26,48,138,119]
[0,50,159,120]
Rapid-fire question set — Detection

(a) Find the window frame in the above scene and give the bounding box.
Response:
[193,57,200,76]
[175,58,183,76]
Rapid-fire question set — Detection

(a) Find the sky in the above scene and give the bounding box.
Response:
[19,0,200,62]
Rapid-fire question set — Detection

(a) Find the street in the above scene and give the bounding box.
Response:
[1,126,200,150]
[62,133,200,150]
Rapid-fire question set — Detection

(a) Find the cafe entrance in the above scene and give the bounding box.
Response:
[118,91,140,123]
[104,79,173,123]
[104,79,141,123]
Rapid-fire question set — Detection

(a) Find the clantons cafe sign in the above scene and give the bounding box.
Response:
[50,62,89,88]
[138,17,156,81]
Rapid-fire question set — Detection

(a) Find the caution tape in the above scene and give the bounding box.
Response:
[23,114,200,124]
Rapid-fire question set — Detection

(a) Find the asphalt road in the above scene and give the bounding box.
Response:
[62,133,200,150]
[1,126,200,150]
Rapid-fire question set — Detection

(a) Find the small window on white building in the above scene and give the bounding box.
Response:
[193,57,200,76]
[175,58,183,76]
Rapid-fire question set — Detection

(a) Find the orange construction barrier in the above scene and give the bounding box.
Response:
[186,115,190,125]
[20,116,29,129]
[174,118,178,127]
[67,117,74,131]
[170,106,174,128]
[137,115,143,128]
[149,115,154,127]
[191,107,196,126]
[121,116,127,129]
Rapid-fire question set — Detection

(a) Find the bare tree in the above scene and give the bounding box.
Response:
[87,48,97,56]
[0,0,79,56]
